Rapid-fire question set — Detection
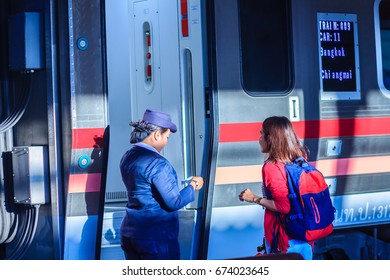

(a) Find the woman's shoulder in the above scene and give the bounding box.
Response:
[263,160,285,169]
[263,161,286,174]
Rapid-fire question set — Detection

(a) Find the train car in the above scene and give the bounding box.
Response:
[0,0,390,260]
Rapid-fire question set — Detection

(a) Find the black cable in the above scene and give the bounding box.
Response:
[1,211,18,244]
[12,205,40,260]
[0,71,33,133]
[6,206,30,260]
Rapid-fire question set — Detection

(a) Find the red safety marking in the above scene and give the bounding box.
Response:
[182,18,189,37]
[146,32,151,47]
[180,0,189,37]
[72,128,105,149]
[181,0,188,15]
[219,117,390,143]
[68,173,102,193]
[147,65,152,77]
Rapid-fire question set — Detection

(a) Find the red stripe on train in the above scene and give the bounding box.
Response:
[68,173,102,193]
[219,117,390,143]
[72,128,105,149]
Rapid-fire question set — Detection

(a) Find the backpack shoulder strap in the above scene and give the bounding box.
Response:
[294,157,305,165]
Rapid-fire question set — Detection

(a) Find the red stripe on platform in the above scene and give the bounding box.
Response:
[68,173,102,193]
[219,117,390,143]
[72,128,105,149]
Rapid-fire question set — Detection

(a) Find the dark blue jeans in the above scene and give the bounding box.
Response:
[121,235,180,260]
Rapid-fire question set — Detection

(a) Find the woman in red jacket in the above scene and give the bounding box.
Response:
[239,116,313,259]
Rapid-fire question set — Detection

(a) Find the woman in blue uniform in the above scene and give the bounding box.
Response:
[120,108,203,260]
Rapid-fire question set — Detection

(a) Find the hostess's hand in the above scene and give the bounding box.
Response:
[190,176,204,190]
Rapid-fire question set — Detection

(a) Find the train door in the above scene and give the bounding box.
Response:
[103,0,207,259]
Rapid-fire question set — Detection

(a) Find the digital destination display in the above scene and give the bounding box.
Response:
[318,13,360,100]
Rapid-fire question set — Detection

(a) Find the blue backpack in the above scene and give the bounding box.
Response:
[283,157,335,242]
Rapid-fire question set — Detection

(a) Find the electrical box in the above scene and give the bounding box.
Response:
[12,146,49,205]
[8,12,44,71]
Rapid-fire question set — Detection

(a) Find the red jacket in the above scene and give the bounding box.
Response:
[262,161,291,253]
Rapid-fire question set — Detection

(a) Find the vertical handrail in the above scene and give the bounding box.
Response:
[182,49,197,181]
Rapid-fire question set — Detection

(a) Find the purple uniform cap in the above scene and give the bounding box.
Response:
[142,109,177,133]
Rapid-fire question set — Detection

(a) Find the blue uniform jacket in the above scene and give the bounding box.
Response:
[120,143,195,240]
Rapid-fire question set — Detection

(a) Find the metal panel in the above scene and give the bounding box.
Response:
[8,12,44,71]
[12,146,49,205]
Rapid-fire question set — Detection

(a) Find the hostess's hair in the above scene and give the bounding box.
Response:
[129,120,168,144]
[262,116,307,163]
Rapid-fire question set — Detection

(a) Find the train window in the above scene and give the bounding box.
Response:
[238,0,293,95]
[377,0,390,91]
[317,13,361,101]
